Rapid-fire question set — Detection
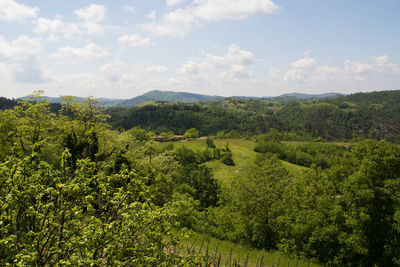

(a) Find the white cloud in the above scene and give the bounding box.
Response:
[271,55,400,94]
[118,34,153,47]
[291,57,317,69]
[315,65,341,74]
[100,60,168,82]
[75,4,107,23]
[224,44,254,65]
[75,4,107,36]
[49,43,109,63]
[140,8,198,37]
[146,65,168,73]
[147,10,157,20]
[141,0,279,37]
[344,60,372,74]
[34,6,107,40]
[166,0,187,6]
[0,0,39,22]
[34,18,82,40]
[82,21,105,35]
[0,35,41,60]
[310,65,341,82]
[268,67,281,79]
[99,60,127,81]
[192,0,279,21]
[35,4,107,40]
[122,5,135,13]
[284,68,304,82]
[178,60,199,74]
[224,64,254,80]
[11,56,48,83]
[0,35,49,84]
[178,44,255,84]
[179,45,254,74]
[371,55,400,74]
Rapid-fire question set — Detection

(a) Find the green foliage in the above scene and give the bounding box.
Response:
[184,127,199,139]
[231,155,291,249]
[0,97,204,265]
[0,152,191,265]
[127,126,150,141]
[220,151,235,166]
[254,138,347,169]
[205,137,216,148]
[277,140,400,265]
[178,164,220,209]
[254,140,285,155]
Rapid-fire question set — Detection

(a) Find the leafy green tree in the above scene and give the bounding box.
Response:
[231,155,291,249]
[332,140,400,265]
[183,128,199,139]
[127,126,150,141]
[0,149,197,265]
[178,165,220,208]
[216,130,227,139]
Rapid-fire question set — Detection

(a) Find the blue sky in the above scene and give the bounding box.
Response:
[0,0,399,98]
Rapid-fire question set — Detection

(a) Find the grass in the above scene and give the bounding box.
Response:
[281,160,308,177]
[170,138,308,184]
[185,232,321,267]
[172,138,258,184]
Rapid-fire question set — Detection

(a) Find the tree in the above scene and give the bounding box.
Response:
[332,140,400,265]
[278,140,400,266]
[231,155,291,249]
[183,128,199,139]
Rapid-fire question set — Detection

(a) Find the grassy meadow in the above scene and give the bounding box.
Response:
[170,138,308,184]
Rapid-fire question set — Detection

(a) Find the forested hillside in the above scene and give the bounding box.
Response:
[105,90,400,142]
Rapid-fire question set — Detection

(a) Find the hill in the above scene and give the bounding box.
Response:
[105,89,400,142]
[116,90,223,107]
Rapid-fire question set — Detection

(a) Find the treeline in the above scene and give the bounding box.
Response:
[105,101,280,137]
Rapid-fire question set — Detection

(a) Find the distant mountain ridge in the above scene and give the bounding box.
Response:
[116,90,223,107]
[17,90,344,107]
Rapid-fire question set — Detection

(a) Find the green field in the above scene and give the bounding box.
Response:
[170,138,308,184]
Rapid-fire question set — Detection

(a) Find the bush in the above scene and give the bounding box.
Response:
[183,128,199,139]
[206,137,216,148]
[221,151,235,166]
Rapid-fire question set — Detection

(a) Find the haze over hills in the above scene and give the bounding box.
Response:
[17,90,344,107]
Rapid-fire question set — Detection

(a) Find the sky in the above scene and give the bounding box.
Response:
[0,0,400,99]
